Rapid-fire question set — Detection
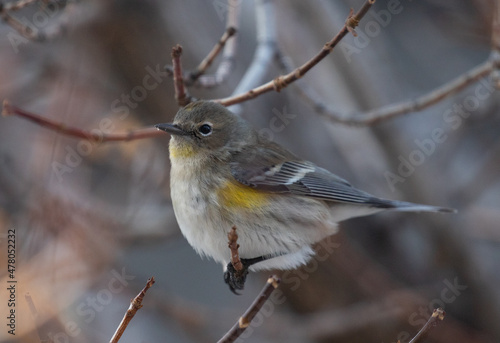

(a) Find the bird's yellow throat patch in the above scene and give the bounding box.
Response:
[169,142,196,159]
[218,181,270,209]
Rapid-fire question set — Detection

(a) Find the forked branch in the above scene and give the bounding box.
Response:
[188,26,237,83]
[214,0,376,106]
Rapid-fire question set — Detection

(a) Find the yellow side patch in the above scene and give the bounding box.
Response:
[218,181,270,209]
[169,143,196,159]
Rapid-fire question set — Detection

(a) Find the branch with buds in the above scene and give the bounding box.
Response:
[109,277,155,343]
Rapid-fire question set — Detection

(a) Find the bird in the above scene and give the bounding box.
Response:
[155,100,455,293]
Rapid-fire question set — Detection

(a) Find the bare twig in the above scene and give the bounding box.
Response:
[214,0,375,107]
[217,275,281,343]
[318,59,495,126]
[2,100,164,141]
[165,27,237,87]
[1,12,49,41]
[490,0,500,87]
[25,293,47,343]
[188,26,237,82]
[493,0,500,51]
[277,2,500,126]
[1,0,38,12]
[277,47,496,126]
[0,0,69,42]
[216,0,497,126]
[349,60,494,125]
[227,226,243,272]
[110,277,155,343]
[408,308,445,343]
[165,0,240,88]
[195,0,241,88]
[274,49,337,114]
[25,293,39,319]
[225,0,277,115]
[172,45,192,106]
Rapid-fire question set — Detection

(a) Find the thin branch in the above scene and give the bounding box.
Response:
[350,60,494,125]
[25,293,39,319]
[1,0,38,12]
[25,293,46,343]
[217,275,281,343]
[274,48,334,113]
[276,2,500,126]
[322,59,494,125]
[172,45,192,106]
[0,0,70,42]
[408,308,446,343]
[196,0,241,88]
[165,0,240,88]
[492,0,500,53]
[110,277,155,343]
[165,28,237,86]
[225,0,277,115]
[228,226,243,272]
[214,0,375,107]
[1,11,48,41]
[490,0,500,87]
[188,26,237,82]
[2,100,164,141]
[277,46,497,126]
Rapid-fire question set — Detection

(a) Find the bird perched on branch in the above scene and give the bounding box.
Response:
[155,101,455,294]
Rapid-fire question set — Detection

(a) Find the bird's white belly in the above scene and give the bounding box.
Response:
[170,175,230,265]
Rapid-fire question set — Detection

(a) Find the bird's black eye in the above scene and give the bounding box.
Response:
[198,123,212,136]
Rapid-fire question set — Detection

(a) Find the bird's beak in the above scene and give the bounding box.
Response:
[155,123,191,136]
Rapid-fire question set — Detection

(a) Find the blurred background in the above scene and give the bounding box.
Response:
[0,0,499,342]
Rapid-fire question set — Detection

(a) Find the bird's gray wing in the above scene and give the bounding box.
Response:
[230,145,384,206]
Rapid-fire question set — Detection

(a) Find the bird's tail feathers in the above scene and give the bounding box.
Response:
[372,198,457,214]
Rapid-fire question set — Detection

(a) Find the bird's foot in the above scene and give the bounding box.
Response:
[224,261,249,295]
[224,256,272,294]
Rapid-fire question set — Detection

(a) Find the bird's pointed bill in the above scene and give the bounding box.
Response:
[155,123,191,136]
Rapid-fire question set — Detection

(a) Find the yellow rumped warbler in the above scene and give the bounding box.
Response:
[155,101,455,293]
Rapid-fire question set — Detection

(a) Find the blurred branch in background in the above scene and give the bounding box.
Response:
[4,0,498,136]
[165,0,240,89]
[222,0,278,115]
[24,293,48,343]
[0,0,73,42]
[276,0,500,126]
[1,0,375,138]
[186,27,236,83]
[165,26,237,86]
[286,58,497,125]
[215,0,376,109]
